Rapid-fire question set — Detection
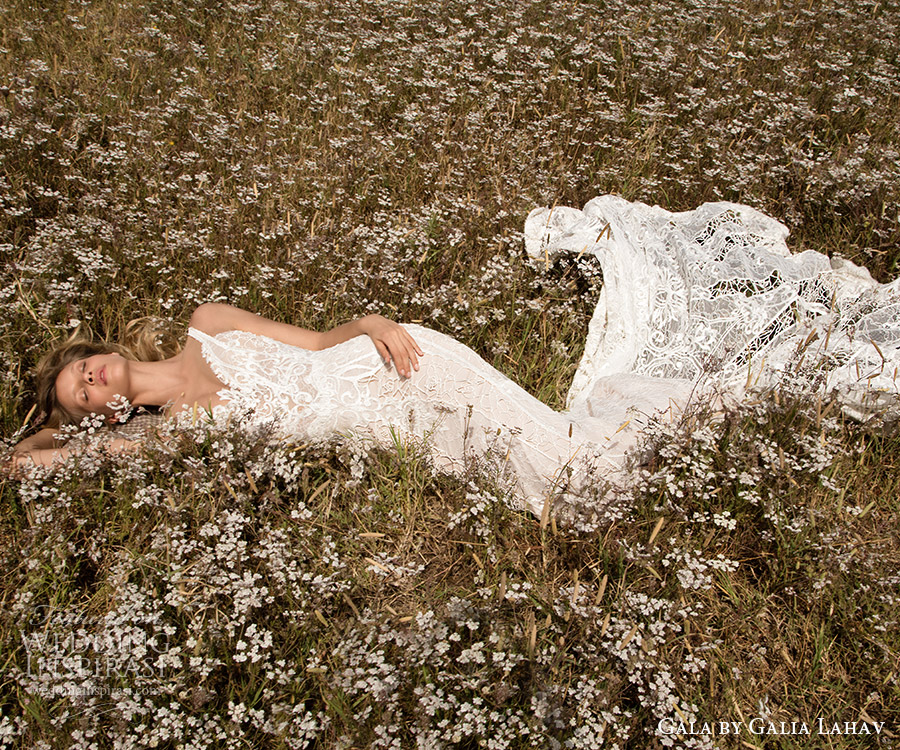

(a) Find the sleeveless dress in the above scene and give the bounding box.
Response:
[187,324,691,516]
[187,196,900,515]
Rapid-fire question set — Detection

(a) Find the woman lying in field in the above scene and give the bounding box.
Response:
[7,197,900,515]
[9,306,422,466]
[8,300,653,516]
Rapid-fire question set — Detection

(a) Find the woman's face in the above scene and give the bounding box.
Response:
[54,352,130,419]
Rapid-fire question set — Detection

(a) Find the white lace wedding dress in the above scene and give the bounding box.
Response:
[188,324,675,515]
[188,196,900,515]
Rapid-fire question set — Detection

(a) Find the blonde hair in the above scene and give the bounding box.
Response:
[34,317,181,428]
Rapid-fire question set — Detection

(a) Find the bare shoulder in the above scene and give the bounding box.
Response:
[188,303,240,335]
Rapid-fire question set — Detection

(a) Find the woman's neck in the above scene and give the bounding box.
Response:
[127,354,190,410]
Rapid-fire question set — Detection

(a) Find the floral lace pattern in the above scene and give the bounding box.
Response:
[526,196,900,419]
[188,325,674,515]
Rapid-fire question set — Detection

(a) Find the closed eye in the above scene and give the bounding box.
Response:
[77,361,88,403]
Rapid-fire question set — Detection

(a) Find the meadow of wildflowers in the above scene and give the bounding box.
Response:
[1,0,899,747]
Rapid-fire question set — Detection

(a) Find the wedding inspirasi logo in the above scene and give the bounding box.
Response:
[658,718,888,737]
[20,605,173,698]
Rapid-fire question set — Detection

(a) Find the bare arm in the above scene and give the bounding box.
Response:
[189,303,423,377]
[6,429,140,473]
[9,442,73,470]
[11,427,61,454]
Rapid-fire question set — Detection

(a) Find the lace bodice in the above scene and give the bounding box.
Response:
[189,326,401,443]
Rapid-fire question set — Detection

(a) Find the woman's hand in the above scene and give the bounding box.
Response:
[4,428,62,476]
[360,315,423,378]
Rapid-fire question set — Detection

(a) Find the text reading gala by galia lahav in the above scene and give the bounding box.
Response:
[658,717,888,737]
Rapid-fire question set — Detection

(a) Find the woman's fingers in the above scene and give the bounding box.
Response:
[387,337,412,377]
[405,328,424,357]
[373,340,391,366]
[3,452,32,477]
[397,331,420,373]
[383,331,421,377]
[368,319,424,379]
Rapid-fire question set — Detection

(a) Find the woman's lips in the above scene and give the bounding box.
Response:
[99,366,106,385]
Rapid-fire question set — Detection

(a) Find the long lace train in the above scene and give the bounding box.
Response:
[525,196,900,421]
